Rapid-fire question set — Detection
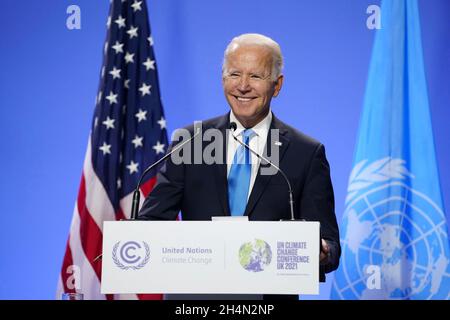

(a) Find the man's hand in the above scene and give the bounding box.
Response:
[320,239,330,265]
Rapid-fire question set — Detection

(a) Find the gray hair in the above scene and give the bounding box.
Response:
[222,33,284,81]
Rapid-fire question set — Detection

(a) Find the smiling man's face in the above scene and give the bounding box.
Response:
[222,45,283,128]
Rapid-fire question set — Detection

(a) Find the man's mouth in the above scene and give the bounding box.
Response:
[234,95,256,102]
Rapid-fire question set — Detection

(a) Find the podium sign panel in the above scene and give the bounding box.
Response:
[101,221,320,295]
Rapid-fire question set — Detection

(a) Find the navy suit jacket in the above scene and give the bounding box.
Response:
[138,112,341,283]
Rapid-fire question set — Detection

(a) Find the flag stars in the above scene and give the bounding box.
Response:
[105,91,118,105]
[106,16,111,28]
[131,0,142,12]
[99,142,112,155]
[153,141,165,154]
[124,79,130,89]
[138,82,151,96]
[157,117,166,129]
[147,36,154,46]
[117,178,122,189]
[126,25,138,39]
[112,41,124,54]
[125,52,135,64]
[102,116,115,129]
[109,66,121,79]
[126,160,139,174]
[143,57,155,71]
[114,15,126,28]
[135,109,147,122]
[131,135,144,148]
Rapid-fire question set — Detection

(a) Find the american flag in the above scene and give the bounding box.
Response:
[57,0,167,300]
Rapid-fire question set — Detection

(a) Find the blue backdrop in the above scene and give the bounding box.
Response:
[0,0,448,299]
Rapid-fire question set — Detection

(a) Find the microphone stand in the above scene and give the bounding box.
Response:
[229,122,295,221]
[93,127,201,262]
[130,127,201,220]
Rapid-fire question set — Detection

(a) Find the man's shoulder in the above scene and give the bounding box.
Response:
[273,115,323,150]
[177,113,229,134]
[201,113,229,129]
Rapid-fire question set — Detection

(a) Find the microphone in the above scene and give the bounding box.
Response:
[93,127,202,263]
[130,127,202,220]
[229,122,295,221]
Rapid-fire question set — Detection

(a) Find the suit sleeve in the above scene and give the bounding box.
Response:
[137,141,185,221]
[299,143,341,273]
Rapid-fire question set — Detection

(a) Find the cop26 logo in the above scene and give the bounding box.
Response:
[112,241,150,270]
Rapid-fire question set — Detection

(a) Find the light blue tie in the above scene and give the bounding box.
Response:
[228,129,255,216]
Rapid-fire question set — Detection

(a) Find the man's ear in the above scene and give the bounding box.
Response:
[273,75,284,97]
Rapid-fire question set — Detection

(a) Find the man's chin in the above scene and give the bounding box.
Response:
[230,106,270,126]
[230,102,258,114]
[231,110,253,120]
[231,113,260,128]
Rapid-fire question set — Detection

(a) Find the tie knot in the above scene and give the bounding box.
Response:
[241,129,256,142]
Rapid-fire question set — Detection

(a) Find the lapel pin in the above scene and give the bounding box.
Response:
[274,141,282,146]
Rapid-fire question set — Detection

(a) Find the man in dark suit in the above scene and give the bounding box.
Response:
[138,33,340,297]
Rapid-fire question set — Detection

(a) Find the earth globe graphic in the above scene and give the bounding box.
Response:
[333,179,449,300]
[239,239,272,272]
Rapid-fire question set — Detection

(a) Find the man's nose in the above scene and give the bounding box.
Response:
[237,75,251,92]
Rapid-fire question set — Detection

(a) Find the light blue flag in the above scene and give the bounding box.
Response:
[331,0,450,299]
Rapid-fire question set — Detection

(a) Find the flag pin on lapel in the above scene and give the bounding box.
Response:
[274,141,282,146]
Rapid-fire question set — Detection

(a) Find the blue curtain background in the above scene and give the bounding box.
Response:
[0,0,448,299]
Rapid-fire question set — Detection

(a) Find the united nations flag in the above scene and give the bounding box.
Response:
[331,0,450,299]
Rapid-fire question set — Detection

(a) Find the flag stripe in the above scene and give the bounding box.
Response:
[77,174,104,280]
[59,237,75,294]
[83,140,116,229]
[140,177,157,197]
[67,202,105,300]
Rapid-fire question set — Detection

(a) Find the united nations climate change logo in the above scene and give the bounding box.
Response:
[239,239,272,272]
[112,241,150,270]
[333,158,450,299]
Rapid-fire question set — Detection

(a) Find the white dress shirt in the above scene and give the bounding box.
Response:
[227,110,272,200]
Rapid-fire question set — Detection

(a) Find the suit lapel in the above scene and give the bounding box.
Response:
[244,115,290,217]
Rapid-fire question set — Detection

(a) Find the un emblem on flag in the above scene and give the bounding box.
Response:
[112,241,150,270]
[332,158,450,299]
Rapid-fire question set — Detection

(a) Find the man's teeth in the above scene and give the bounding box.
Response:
[237,97,252,102]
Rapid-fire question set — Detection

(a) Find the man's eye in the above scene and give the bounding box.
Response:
[251,75,262,79]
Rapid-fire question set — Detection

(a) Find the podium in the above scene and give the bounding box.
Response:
[101,221,320,295]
